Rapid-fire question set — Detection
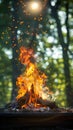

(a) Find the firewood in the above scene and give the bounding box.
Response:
[37,98,58,109]
[17,92,30,108]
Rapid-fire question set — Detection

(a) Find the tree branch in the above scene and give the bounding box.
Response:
[65,1,70,47]
[49,0,65,48]
[68,49,73,58]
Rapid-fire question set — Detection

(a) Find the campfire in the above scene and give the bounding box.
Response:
[5,46,73,113]
[14,46,57,112]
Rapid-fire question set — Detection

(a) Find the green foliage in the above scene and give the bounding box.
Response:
[0,0,10,13]
[0,46,12,107]
[0,0,12,107]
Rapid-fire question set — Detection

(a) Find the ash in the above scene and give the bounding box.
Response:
[4,101,73,113]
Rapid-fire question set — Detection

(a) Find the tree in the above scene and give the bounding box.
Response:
[0,0,12,107]
[11,0,21,100]
[0,46,12,107]
[43,0,73,106]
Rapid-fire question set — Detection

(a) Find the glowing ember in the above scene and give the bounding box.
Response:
[16,46,52,109]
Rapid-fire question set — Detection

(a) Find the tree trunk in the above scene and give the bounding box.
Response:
[11,0,21,101]
[62,47,73,106]
[49,0,73,106]
[55,14,73,106]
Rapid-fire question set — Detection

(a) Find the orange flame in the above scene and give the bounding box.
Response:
[19,46,34,65]
[16,46,52,108]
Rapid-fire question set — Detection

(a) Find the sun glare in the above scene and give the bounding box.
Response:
[30,2,39,10]
[27,1,42,14]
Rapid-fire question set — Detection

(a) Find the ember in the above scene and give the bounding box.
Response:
[15,46,56,111]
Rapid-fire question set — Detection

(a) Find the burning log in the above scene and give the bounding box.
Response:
[37,98,58,109]
[17,92,30,109]
[16,92,58,110]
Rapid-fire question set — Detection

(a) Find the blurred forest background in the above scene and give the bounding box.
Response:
[0,0,73,108]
